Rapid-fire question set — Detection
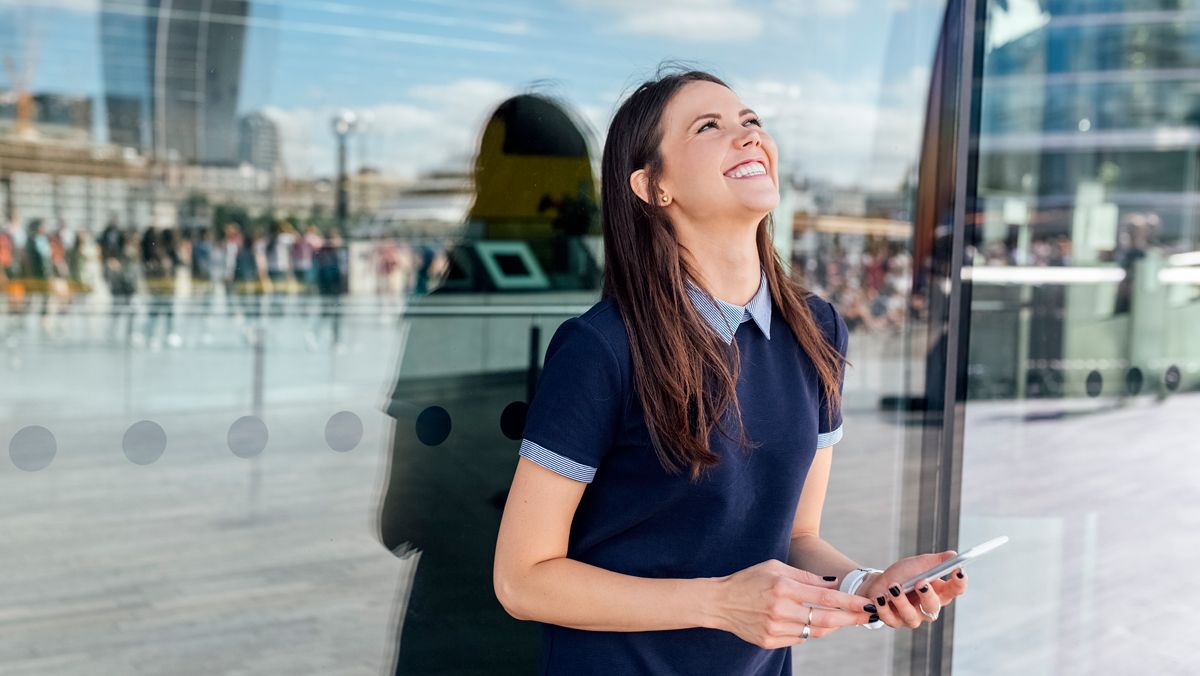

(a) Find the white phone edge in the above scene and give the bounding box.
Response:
[897,535,1009,593]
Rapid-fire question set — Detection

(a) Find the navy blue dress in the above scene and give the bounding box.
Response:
[518,271,848,675]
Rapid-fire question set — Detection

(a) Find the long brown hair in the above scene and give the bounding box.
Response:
[600,65,849,483]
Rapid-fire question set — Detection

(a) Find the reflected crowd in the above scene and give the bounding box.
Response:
[0,214,437,350]
[797,235,917,334]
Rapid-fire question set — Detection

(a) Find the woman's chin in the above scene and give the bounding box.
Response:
[741,195,780,215]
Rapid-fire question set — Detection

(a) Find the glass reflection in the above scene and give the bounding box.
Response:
[954,1,1200,673]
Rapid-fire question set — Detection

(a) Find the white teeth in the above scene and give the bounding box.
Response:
[725,161,766,178]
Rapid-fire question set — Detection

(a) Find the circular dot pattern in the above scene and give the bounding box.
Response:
[9,425,56,471]
[416,406,451,446]
[1165,365,1181,392]
[228,416,269,458]
[1125,367,1143,396]
[500,401,528,441]
[325,410,363,453]
[123,420,167,465]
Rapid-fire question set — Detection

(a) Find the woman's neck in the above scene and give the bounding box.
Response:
[677,224,761,306]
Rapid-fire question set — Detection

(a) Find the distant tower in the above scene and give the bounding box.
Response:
[239,111,280,173]
[100,0,249,164]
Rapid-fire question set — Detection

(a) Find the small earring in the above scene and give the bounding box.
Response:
[661,195,669,203]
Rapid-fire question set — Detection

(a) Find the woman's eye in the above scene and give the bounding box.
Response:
[698,118,763,132]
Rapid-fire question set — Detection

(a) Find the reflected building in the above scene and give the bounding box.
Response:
[100,0,249,164]
[238,111,280,174]
[969,0,1200,399]
[981,0,1199,252]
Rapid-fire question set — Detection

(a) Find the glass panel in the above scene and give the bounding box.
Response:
[953,1,1198,673]
[1,1,945,674]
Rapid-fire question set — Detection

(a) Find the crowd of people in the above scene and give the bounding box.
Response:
[796,235,916,335]
[0,215,354,349]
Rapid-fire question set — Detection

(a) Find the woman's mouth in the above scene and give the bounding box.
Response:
[723,160,768,180]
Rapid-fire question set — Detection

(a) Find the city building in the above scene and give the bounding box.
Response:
[100,0,249,164]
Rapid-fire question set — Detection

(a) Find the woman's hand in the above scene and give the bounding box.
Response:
[711,559,878,649]
[858,551,968,630]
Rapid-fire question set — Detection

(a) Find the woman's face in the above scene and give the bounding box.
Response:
[638,80,779,224]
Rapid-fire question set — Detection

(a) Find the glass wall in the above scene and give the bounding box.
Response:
[951,1,1200,673]
[1,1,950,674]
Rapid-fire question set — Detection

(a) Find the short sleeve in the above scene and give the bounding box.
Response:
[817,299,849,448]
[519,317,625,483]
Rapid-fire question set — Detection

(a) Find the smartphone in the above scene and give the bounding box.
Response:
[897,535,1009,594]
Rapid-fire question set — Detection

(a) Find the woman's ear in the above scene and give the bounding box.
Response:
[629,169,651,205]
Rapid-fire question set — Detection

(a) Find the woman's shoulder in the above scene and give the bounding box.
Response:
[800,290,847,346]
[567,296,630,364]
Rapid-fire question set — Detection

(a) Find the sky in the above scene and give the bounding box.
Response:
[0,0,947,191]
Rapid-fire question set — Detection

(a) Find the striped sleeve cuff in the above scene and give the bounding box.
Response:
[519,438,598,483]
[816,424,843,448]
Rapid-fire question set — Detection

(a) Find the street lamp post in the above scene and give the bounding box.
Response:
[331,110,358,233]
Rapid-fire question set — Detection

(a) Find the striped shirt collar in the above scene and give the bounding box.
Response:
[684,268,772,344]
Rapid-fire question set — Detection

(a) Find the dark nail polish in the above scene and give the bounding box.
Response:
[869,614,880,623]
[918,585,929,593]
[877,595,886,606]
[889,585,901,597]
[864,603,877,613]
[956,570,965,579]
[940,574,952,581]
[823,575,837,581]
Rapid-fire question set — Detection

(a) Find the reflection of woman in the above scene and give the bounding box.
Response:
[494,69,969,675]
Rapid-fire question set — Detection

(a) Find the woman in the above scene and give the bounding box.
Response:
[493,68,969,675]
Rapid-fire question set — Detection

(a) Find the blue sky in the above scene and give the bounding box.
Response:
[1,0,946,189]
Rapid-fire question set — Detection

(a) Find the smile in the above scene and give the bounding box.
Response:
[723,161,768,179]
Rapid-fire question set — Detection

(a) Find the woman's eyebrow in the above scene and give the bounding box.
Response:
[687,108,756,128]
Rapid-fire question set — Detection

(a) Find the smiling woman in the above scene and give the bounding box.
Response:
[490,66,966,676]
[0,0,994,673]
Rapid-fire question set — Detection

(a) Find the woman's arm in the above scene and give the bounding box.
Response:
[786,446,879,587]
[495,457,724,632]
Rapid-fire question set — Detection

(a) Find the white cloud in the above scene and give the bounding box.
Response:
[884,0,944,11]
[567,0,763,43]
[263,66,933,194]
[263,78,517,180]
[770,0,862,17]
[0,0,97,12]
[734,65,930,190]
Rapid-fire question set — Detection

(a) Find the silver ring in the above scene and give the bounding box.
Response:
[807,606,815,625]
[918,604,939,621]
[801,623,811,640]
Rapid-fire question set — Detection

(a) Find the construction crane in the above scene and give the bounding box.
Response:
[1,8,41,140]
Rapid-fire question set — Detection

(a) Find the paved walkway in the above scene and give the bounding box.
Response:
[1,301,1192,674]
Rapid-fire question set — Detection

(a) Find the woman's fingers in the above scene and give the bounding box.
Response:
[808,605,876,629]
[778,577,877,616]
[764,605,870,646]
[914,580,943,618]
[929,567,968,605]
[879,582,924,629]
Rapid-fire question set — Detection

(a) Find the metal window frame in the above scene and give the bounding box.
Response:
[901,0,986,672]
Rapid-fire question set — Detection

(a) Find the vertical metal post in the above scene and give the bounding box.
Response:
[253,324,265,416]
[336,136,348,232]
[526,323,541,403]
[911,0,984,673]
[249,324,265,517]
[903,0,985,673]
